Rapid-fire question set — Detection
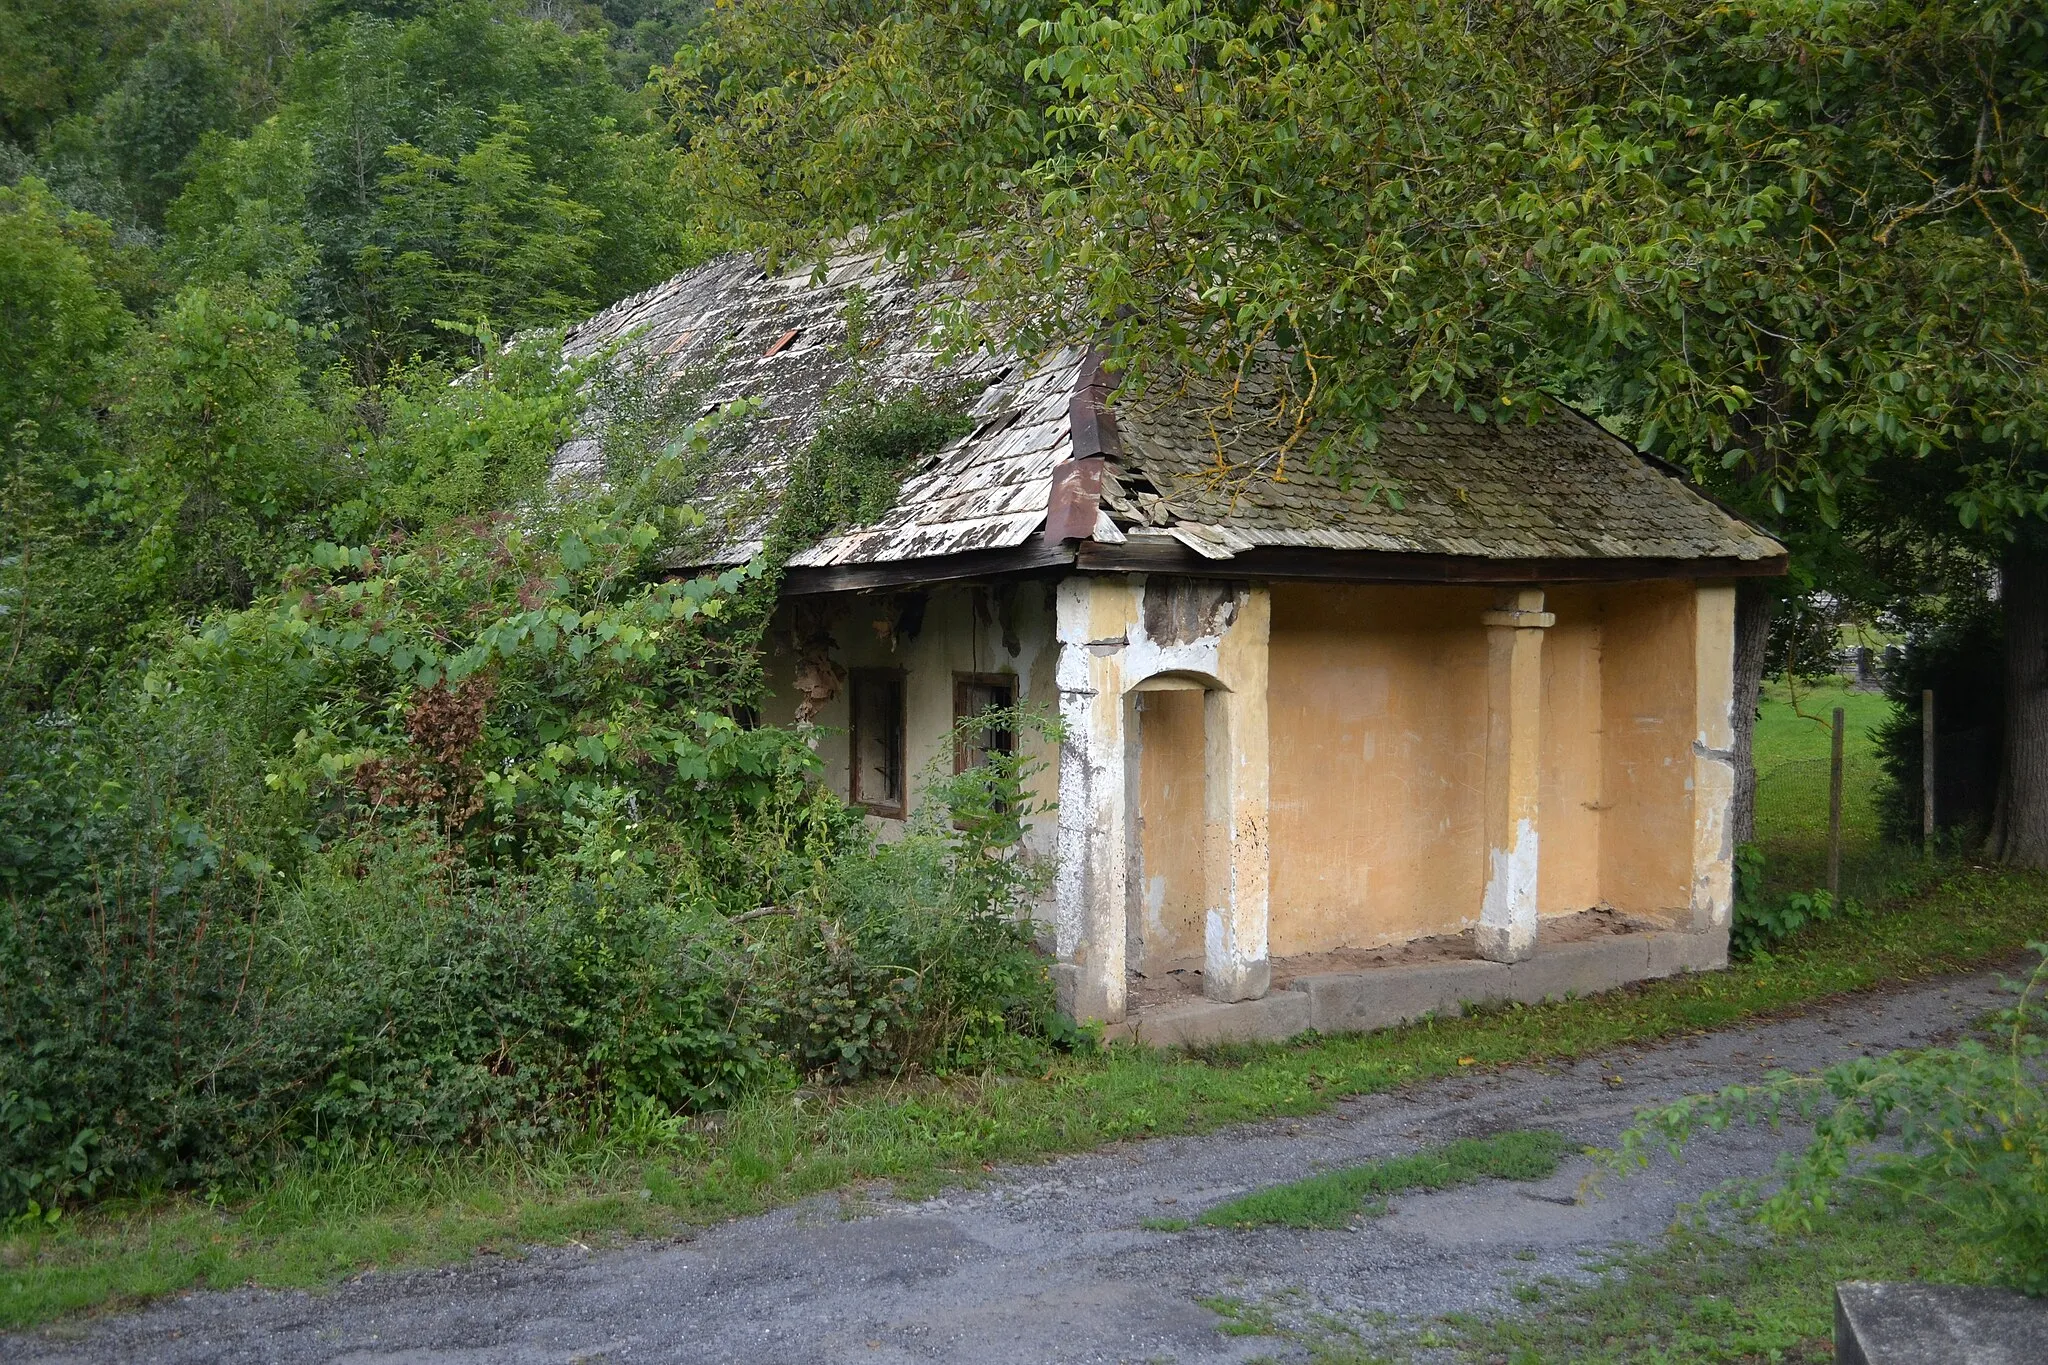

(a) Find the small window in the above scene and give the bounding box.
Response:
[953,673,1018,773]
[849,668,907,818]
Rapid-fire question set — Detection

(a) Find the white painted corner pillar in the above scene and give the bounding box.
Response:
[1690,583,1739,936]
[1203,587,1271,1003]
[1053,574,1275,1021]
[1053,575,1135,1024]
[1476,588,1554,964]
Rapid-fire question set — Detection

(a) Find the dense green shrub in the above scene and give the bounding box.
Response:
[273,832,770,1150]
[1610,946,2048,1294]
[0,726,289,1214]
[1,621,1062,1220]
[766,711,1064,1081]
[2,750,1062,1217]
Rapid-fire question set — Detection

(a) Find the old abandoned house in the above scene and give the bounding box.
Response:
[556,250,1786,1045]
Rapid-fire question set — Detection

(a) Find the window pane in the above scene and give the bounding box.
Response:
[953,675,1017,772]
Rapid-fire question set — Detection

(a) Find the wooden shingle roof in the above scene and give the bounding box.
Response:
[554,252,1783,575]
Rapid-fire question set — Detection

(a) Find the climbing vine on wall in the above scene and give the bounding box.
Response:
[766,393,977,565]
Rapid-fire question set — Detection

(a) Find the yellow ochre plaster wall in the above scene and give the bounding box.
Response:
[1262,580,1702,956]
[1596,581,1699,926]
[1132,687,1207,969]
[1266,584,1491,956]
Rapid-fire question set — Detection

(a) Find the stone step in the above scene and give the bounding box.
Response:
[1835,1281,2048,1365]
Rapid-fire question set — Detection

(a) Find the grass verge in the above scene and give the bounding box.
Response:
[1194,1130,1572,1229]
[5,863,2043,1331]
[1270,1192,1970,1363]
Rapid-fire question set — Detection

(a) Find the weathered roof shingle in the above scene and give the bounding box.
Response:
[554,253,1783,570]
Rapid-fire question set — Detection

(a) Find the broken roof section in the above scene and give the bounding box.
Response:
[554,251,1784,574]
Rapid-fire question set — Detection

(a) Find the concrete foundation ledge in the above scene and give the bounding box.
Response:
[1834,1280,2048,1364]
[1288,959,1507,1034]
[1500,935,1653,1006]
[1645,927,1729,976]
[1103,990,1312,1049]
[1102,928,1730,1049]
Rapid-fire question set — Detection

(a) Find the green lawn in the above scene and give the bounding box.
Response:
[3,685,2043,1335]
[1752,679,1896,897]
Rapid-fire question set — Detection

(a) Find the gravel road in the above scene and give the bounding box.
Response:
[11,970,2009,1365]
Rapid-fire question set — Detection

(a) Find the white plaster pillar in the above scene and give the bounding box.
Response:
[1689,583,1739,935]
[1204,587,1271,1002]
[1477,588,1554,964]
[1053,575,1133,1023]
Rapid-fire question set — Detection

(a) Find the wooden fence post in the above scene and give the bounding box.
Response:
[1921,688,1936,846]
[1827,706,1845,903]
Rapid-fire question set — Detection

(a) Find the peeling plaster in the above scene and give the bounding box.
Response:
[1689,584,1739,933]
[1477,817,1540,963]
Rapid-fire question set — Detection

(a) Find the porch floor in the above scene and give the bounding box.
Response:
[1106,908,1724,1048]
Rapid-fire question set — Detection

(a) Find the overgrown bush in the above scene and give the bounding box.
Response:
[1608,946,2048,1295]
[766,710,1065,1081]
[272,830,772,1152]
[1,400,1063,1221]
[0,716,289,1216]
[2,728,1061,1218]
[1728,843,1855,959]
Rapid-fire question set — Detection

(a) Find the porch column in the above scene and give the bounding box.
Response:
[1477,588,1554,963]
[1690,583,1739,935]
[1053,575,1132,1023]
[1204,586,1272,1003]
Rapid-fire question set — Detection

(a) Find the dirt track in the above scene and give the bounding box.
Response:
[12,970,2007,1365]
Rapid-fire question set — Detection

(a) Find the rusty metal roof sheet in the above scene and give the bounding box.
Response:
[555,252,1783,570]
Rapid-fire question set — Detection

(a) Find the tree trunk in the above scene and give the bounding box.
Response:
[1730,578,1773,851]
[1989,538,2048,867]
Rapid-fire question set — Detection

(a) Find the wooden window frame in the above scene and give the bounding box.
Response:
[952,671,1019,774]
[848,667,908,819]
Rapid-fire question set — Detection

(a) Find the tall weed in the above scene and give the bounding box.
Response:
[1607,946,2048,1294]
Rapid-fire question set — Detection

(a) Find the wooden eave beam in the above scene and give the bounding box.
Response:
[775,541,1078,595]
[683,541,1787,598]
[1073,540,1789,584]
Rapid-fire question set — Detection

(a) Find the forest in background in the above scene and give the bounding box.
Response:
[3,1,721,703]
[2,0,1064,1224]
[2,0,2046,1230]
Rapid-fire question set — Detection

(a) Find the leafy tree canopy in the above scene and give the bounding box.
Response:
[669,0,2048,533]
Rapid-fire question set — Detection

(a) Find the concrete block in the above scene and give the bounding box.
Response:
[1642,929,1730,980]
[1129,990,1312,1049]
[1049,963,1081,1021]
[1113,928,1738,1049]
[1502,935,1651,1005]
[1834,1280,2048,1364]
[1292,960,1509,1034]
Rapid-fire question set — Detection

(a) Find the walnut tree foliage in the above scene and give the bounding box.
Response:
[668,0,2048,530]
